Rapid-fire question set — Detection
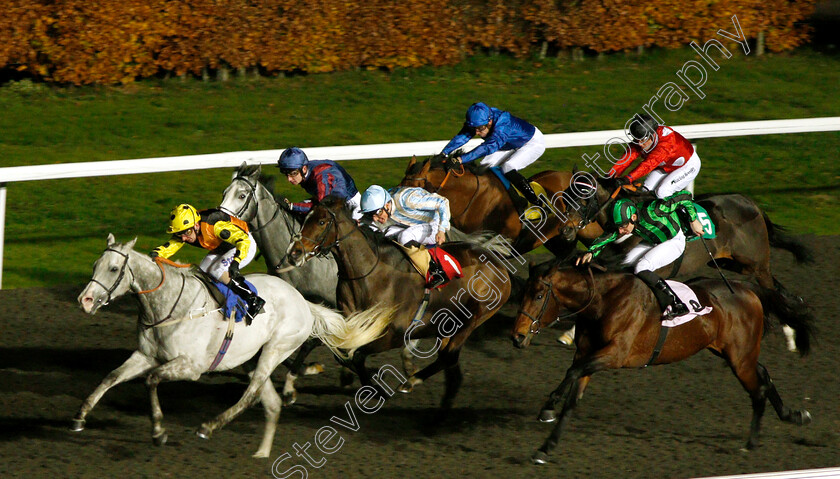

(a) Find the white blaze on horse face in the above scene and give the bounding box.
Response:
[220,181,253,221]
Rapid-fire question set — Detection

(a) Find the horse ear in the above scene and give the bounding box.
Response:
[107,233,116,246]
[406,156,417,173]
[572,164,579,174]
[420,159,431,175]
[126,237,138,250]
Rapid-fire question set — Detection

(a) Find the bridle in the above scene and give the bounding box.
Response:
[90,248,187,327]
[292,207,380,281]
[517,267,597,336]
[224,175,301,271]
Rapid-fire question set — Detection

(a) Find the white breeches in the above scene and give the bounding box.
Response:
[385,222,440,246]
[200,233,258,280]
[479,127,546,173]
[623,230,686,274]
[346,192,363,220]
[643,150,701,198]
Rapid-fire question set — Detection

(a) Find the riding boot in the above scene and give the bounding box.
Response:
[427,258,448,289]
[504,170,549,212]
[636,270,689,320]
[228,276,266,324]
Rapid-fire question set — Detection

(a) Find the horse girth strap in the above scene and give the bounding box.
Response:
[643,325,670,368]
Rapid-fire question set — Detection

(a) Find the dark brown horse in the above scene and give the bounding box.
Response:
[399,154,604,257]
[511,261,814,464]
[556,181,813,287]
[287,196,514,410]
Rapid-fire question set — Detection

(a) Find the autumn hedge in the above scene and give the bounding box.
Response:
[0,0,815,85]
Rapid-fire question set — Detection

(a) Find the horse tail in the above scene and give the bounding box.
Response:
[447,227,517,257]
[762,211,813,264]
[307,302,396,360]
[751,284,816,357]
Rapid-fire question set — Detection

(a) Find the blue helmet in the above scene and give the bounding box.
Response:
[360,185,393,213]
[465,102,491,128]
[277,147,309,172]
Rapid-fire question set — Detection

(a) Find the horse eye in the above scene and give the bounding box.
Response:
[318,220,326,226]
[239,194,246,199]
[110,266,118,272]
[536,294,543,300]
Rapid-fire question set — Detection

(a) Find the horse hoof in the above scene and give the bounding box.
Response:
[304,363,325,376]
[152,432,168,447]
[538,409,558,423]
[196,426,212,440]
[69,418,86,432]
[532,450,550,465]
[283,391,297,406]
[397,382,413,394]
[798,410,813,425]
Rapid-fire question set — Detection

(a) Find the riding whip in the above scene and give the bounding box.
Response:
[699,236,735,294]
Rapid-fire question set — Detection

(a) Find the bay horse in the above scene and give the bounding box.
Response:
[554,179,813,350]
[511,261,814,465]
[287,196,514,410]
[75,234,392,458]
[399,154,604,257]
[219,163,421,404]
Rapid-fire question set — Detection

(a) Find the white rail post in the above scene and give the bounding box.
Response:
[0,182,6,289]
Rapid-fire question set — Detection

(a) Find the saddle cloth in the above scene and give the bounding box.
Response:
[661,280,714,328]
[489,167,547,221]
[394,242,463,287]
[212,279,258,323]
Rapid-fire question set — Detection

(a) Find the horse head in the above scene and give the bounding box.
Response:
[511,261,594,349]
[78,233,138,314]
[287,196,354,267]
[220,162,266,222]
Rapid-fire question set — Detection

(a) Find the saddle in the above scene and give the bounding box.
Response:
[195,272,258,323]
[393,241,463,289]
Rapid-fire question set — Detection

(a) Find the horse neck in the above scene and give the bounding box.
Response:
[127,252,206,323]
[554,269,626,319]
[252,186,295,266]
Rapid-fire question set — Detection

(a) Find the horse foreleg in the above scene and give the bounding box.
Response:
[71,350,156,432]
[145,356,202,446]
[533,371,584,465]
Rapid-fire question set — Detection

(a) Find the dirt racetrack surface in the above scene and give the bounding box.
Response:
[1,235,838,479]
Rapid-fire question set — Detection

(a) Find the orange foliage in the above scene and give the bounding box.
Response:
[0,0,817,85]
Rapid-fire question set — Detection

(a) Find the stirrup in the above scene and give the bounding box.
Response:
[661,302,689,320]
[426,272,447,289]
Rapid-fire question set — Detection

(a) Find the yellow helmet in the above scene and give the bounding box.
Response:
[167,204,200,234]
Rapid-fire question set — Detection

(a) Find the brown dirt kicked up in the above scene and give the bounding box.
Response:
[0,236,837,479]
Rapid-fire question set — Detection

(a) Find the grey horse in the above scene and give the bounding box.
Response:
[219,164,422,402]
[75,234,392,457]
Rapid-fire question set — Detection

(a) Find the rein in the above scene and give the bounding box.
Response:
[293,208,380,281]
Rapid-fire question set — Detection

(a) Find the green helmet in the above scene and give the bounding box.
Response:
[612,199,637,226]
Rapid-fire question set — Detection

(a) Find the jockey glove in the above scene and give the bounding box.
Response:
[616,176,631,187]
[149,251,159,258]
[228,261,241,279]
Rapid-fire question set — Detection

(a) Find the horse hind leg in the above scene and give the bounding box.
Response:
[280,338,324,406]
[757,363,812,426]
[254,376,282,458]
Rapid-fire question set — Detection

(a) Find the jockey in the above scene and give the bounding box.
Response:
[577,193,705,320]
[360,185,453,288]
[611,114,701,199]
[276,147,362,219]
[150,204,265,321]
[442,102,548,212]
